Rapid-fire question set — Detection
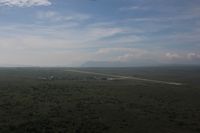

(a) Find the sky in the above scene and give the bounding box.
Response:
[0,0,200,67]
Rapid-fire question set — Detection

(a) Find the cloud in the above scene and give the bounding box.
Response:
[164,52,200,64]
[95,48,149,62]
[37,11,90,23]
[0,21,128,51]
[86,27,124,40]
[0,0,51,7]
[0,34,92,66]
[165,53,181,60]
[0,22,157,66]
[187,53,200,60]
[0,3,200,67]
[116,52,146,62]
[119,6,146,11]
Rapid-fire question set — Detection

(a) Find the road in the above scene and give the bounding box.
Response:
[65,69,183,86]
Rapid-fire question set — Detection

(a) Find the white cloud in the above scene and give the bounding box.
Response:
[0,23,151,66]
[116,52,146,62]
[187,53,200,60]
[0,0,51,7]
[0,12,199,66]
[87,27,124,39]
[95,48,149,62]
[165,53,181,60]
[120,6,146,11]
[37,11,90,22]
[0,35,92,66]
[164,52,200,64]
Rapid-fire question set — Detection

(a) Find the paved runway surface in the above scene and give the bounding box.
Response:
[65,69,183,86]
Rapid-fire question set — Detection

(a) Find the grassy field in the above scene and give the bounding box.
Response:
[0,67,200,133]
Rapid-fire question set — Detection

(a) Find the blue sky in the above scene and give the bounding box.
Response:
[0,0,200,66]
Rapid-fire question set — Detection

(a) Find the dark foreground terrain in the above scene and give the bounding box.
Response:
[0,66,200,133]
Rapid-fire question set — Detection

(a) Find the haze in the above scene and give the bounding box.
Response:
[0,0,200,67]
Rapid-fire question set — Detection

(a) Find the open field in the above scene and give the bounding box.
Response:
[0,66,200,133]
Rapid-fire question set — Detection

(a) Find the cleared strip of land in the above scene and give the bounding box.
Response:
[65,69,183,86]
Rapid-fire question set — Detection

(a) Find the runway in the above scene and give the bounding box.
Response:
[65,69,183,86]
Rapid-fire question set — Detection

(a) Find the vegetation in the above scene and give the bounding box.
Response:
[0,67,200,133]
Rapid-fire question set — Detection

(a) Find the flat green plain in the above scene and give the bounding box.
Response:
[0,66,200,133]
